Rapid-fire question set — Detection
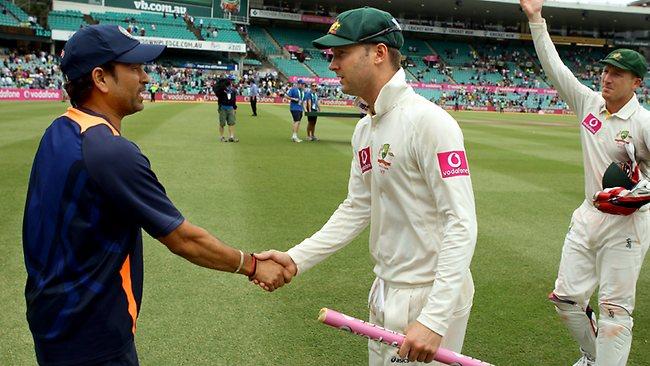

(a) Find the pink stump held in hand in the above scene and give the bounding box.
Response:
[318,308,494,366]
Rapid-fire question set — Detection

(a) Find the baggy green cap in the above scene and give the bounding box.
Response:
[312,7,404,50]
[599,48,648,79]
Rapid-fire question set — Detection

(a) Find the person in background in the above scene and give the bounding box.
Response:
[304,82,320,141]
[287,79,306,142]
[213,75,239,142]
[249,79,259,116]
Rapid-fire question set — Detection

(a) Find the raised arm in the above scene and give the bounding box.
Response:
[520,0,595,112]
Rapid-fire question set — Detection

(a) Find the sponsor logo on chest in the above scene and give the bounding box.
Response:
[582,113,603,134]
[437,151,470,178]
[358,146,372,173]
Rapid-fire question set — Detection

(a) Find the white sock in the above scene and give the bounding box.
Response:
[292,133,297,139]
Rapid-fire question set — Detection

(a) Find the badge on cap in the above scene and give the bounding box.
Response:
[612,52,622,61]
[329,21,341,35]
[118,26,136,40]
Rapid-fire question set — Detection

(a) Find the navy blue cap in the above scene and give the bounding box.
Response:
[61,24,166,81]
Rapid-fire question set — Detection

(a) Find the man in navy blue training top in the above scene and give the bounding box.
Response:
[22,25,291,366]
[287,79,306,142]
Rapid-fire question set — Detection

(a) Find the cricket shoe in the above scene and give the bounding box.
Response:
[292,137,302,143]
[229,137,239,143]
[220,136,227,142]
[572,352,595,366]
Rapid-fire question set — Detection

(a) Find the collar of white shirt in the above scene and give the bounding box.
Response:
[599,93,640,120]
[373,68,411,118]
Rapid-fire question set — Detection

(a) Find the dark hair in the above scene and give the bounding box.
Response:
[64,62,117,107]
[388,47,402,71]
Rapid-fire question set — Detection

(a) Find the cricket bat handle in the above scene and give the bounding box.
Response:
[318,308,494,366]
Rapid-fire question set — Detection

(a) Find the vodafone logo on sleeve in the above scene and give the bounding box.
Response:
[581,113,602,134]
[358,146,372,173]
[437,151,470,178]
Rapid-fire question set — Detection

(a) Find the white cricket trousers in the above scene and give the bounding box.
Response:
[367,271,474,366]
[555,200,650,314]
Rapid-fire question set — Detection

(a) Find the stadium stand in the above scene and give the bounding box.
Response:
[429,40,474,66]
[0,9,19,27]
[260,26,337,77]
[0,0,42,29]
[243,59,262,66]
[91,11,196,39]
[269,56,314,77]
[248,26,282,56]
[194,17,235,30]
[304,52,337,78]
[204,29,243,43]
[48,10,87,31]
[0,50,63,89]
[413,88,443,101]
[402,37,433,57]
[556,46,608,88]
[266,26,323,51]
[145,64,213,94]
[2,2,648,113]
[194,17,244,43]
[405,57,450,83]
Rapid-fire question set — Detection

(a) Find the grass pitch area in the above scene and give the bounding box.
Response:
[1,101,648,365]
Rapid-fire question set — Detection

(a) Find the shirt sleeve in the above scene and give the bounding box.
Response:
[287,129,371,274]
[304,91,312,111]
[639,109,650,172]
[529,20,596,113]
[83,126,184,238]
[412,109,477,337]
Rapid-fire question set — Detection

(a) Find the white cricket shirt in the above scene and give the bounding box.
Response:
[287,69,477,336]
[530,20,650,200]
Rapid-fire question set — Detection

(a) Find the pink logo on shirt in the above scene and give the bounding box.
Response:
[582,113,602,134]
[437,151,470,178]
[358,146,372,173]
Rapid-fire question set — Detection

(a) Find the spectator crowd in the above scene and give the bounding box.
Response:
[1,47,647,110]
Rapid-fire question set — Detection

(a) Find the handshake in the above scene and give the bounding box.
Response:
[248,250,297,292]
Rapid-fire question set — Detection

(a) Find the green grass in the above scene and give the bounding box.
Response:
[1,101,648,365]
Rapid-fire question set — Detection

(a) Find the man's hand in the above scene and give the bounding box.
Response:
[397,321,443,363]
[519,0,544,23]
[251,259,292,292]
[252,250,298,291]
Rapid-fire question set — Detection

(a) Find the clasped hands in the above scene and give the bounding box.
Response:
[248,250,297,292]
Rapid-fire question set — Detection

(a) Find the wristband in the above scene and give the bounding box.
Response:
[234,250,244,273]
[247,254,257,280]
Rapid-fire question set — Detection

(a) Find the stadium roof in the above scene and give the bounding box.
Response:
[296,0,650,32]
